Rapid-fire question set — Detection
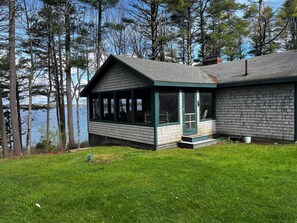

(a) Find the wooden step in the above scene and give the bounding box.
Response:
[178,138,217,149]
[181,134,209,143]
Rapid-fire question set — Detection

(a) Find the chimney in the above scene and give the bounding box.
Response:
[244,60,248,76]
[202,56,222,66]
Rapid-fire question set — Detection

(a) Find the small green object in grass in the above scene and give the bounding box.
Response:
[87,154,93,162]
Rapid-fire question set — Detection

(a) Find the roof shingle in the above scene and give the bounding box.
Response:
[112,55,214,84]
[200,50,297,84]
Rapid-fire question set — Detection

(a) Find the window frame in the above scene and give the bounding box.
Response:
[158,89,180,126]
[199,90,216,121]
[89,94,100,121]
[89,88,153,127]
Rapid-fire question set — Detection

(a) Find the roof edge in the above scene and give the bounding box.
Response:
[154,81,217,88]
[80,55,155,97]
[217,76,297,88]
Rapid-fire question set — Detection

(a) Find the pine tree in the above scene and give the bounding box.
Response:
[244,0,288,56]
[278,0,297,50]
[9,0,22,156]
[78,0,119,68]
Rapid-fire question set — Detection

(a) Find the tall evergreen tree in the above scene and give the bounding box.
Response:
[170,0,198,64]
[206,0,248,60]
[278,0,297,50]
[0,56,9,158]
[65,0,75,149]
[9,0,22,156]
[244,0,288,56]
[79,0,119,68]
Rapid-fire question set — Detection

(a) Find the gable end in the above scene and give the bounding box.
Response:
[91,63,150,93]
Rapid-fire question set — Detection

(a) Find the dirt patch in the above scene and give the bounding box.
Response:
[91,154,122,164]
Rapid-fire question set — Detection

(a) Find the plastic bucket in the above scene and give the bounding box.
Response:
[244,137,251,144]
[87,154,93,162]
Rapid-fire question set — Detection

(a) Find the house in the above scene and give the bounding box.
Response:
[80,50,297,149]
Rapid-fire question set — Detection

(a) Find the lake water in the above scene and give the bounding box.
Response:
[21,105,88,146]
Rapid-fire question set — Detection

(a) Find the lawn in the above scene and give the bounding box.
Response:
[0,143,297,223]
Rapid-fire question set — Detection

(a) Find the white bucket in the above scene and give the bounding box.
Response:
[244,136,251,144]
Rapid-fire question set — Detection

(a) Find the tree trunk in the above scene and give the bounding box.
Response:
[46,32,53,151]
[0,89,9,158]
[46,78,51,151]
[65,0,75,149]
[9,0,22,156]
[76,97,80,149]
[199,0,207,61]
[23,0,34,155]
[97,0,102,69]
[52,32,65,150]
[16,81,23,152]
[26,71,33,155]
[58,33,66,151]
[76,67,80,149]
[150,1,158,60]
[186,7,192,65]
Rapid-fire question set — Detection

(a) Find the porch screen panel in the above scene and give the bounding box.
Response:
[134,89,151,125]
[116,91,132,122]
[200,92,214,120]
[101,93,114,121]
[159,91,178,124]
[89,95,100,121]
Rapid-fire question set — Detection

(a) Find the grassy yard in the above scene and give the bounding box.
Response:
[0,143,297,223]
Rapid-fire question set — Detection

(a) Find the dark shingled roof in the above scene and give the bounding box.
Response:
[81,50,297,96]
[201,50,297,86]
[112,55,214,85]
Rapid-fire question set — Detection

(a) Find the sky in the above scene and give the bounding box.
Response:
[238,0,284,9]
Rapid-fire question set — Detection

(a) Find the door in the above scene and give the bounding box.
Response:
[183,91,197,135]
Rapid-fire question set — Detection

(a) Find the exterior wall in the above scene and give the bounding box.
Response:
[91,63,149,92]
[198,120,216,135]
[216,84,295,141]
[197,91,216,135]
[157,90,183,148]
[89,122,154,145]
[157,125,182,146]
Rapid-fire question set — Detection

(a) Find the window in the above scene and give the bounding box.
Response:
[134,89,151,124]
[89,95,100,120]
[116,91,132,122]
[101,93,114,121]
[159,91,178,124]
[200,92,214,120]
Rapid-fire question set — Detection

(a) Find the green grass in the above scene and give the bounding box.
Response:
[1,143,297,223]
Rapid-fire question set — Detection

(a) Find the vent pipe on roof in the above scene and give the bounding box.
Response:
[244,60,248,76]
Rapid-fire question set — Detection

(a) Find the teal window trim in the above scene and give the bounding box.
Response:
[200,118,216,122]
[158,89,180,126]
[154,81,217,88]
[113,92,117,122]
[158,122,180,127]
[294,82,297,142]
[131,90,135,123]
[153,89,159,146]
[98,93,102,121]
[92,86,152,94]
[90,89,154,127]
[89,119,154,127]
[199,91,215,120]
[182,91,185,133]
[182,90,198,135]
[89,93,101,122]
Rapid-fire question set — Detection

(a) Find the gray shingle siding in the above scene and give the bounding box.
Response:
[89,122,154,145]
[216,84,295,141]
[91,63,149,93]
